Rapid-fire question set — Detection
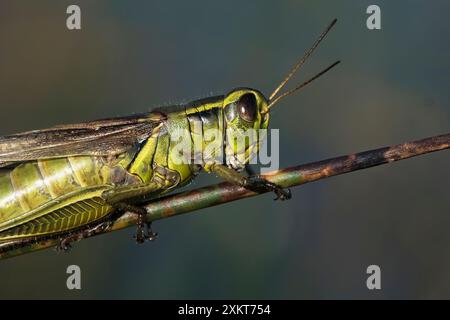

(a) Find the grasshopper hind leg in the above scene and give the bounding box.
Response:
[56,219,115,252]
[55,203,158,251]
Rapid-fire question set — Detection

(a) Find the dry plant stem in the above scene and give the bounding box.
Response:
[1,133,450,260]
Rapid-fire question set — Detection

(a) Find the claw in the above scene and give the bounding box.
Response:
[56,237,73,252]
[145,231,158,241]
[134,233,145,244]
[245,175,292,201]
[274,187,292,201]
[134,237,145,244]
[145,223,158,241]
[134,222,158,243]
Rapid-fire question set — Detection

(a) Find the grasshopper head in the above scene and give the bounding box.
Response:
[220,20,340,171]
[222,88,269,170]
[223,88,270,130]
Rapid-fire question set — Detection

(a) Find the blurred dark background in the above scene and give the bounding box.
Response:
[1,0,450,299]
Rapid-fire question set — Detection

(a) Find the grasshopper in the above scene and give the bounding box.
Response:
[0,19,339,250]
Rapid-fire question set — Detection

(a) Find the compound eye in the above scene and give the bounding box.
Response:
[237,93,257,122]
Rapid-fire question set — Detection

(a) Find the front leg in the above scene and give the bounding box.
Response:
[210,164,291,200]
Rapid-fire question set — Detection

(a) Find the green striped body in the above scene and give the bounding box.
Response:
[0,156,126,240]
[0,96,229,242]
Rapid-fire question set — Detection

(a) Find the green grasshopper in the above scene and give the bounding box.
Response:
[0,19,339,250]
